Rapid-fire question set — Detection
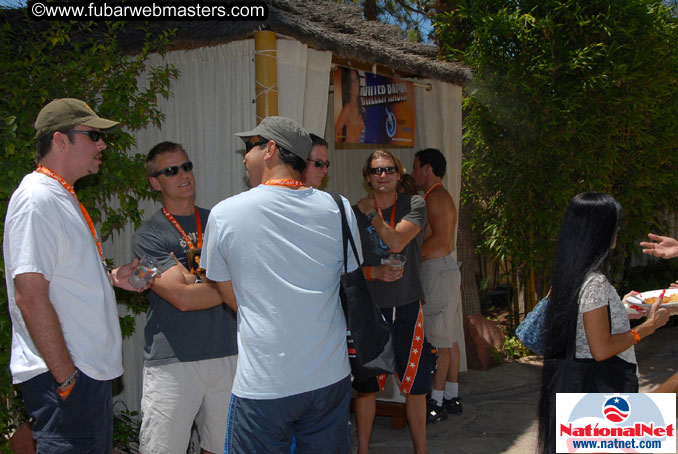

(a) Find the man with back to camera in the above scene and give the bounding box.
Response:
[352,149,433,454]
[131,141,238,454]
[301,133,330,188]
[411,148,465,422]
[3,98,150,452]
[201,116,361,453]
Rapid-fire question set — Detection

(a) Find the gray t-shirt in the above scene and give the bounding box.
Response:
[353,194,426,308]
[131,207,237,365]
[575,272,636,364]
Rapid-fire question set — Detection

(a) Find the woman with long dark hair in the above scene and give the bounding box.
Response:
[334,68,365,143]
[537,192,671,453]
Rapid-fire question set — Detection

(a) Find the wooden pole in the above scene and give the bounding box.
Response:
[254,30,279,123]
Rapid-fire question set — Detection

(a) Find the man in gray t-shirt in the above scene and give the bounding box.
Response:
[352,150,433,454]
[131,142,237,454]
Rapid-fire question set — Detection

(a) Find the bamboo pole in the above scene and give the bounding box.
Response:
[254,30,278,123]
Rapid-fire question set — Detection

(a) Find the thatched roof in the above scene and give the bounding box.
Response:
[115,0,473,87]
[1,0,471,86]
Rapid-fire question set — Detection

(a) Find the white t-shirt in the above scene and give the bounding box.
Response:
[3,172,123,383]
[203,186,361,399]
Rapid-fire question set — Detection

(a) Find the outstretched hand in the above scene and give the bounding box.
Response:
[640,234,678,259]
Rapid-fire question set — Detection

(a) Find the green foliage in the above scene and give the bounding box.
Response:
[435,0,678,307]
[338,0,436,41]
[489,335,532,363]
[113,402,141,453]
[504,335,532,361]
[0,10,178,443]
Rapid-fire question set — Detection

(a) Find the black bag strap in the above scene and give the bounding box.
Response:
[329,192,361,274]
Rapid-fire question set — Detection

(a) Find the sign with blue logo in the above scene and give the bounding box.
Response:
[333,67,415,147]
[556,393,676,452]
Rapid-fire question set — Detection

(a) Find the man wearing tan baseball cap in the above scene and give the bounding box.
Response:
[4,98,147,453]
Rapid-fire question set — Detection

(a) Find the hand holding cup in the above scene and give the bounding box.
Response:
[128,255,160,289]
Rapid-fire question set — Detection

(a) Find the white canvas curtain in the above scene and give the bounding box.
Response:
[319,77,467,388]
[106,38,333,413]
[104,37,465,413]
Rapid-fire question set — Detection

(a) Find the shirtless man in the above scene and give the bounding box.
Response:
[411,148,465,422]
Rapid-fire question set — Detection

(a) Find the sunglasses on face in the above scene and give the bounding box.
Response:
[368,166,398,175]
[69,130,102,142]
[307,159,331,169]
[245,140,269,152]
[153,161,193,178]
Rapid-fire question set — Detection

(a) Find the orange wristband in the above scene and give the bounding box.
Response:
[365,266,374,282]
[630,329,640,344]
[56,381,75,399]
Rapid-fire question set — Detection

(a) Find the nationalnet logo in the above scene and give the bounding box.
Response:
[556,393,676,453]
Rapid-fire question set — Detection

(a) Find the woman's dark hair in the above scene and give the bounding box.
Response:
[397,173,418,196]
[277,145,306,173]
[341,68,365,116]
[537,192,622,453]
[309,133,328,148]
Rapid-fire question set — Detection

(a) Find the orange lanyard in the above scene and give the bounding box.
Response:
[162,207,202,250]
[263,179,305,187]
[36,166,105,263]
[424,182,443,199]
[376,194,398,229]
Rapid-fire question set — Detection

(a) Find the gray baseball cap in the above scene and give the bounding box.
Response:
[34,98,120,138]
[235,116,312,161]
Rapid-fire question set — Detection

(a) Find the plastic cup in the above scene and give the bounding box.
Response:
[381,253,407,270]
[128,255,160,289]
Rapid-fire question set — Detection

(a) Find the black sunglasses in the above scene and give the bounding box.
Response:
[307,159,331,169]
[245,140,269,152]
[69,130,102,142]
[368,166,398,175]
[153,161,193,178]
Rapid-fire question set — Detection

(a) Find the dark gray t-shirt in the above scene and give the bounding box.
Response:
[352,194,426,308]
[131,207,237,365]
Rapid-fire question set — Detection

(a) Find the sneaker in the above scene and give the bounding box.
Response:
[444,396,463,415]
[426,398,448,424]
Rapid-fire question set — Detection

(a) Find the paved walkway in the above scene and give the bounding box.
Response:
[350,324,678,453]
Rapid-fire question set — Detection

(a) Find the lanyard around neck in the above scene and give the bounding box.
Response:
[424,182,443,199]
[36,165,105,263]
[376,194,398,228]
[263,179,305,187]
[162,207,202,250]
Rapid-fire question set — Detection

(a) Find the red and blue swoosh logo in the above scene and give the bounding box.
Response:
[603,396,630,423]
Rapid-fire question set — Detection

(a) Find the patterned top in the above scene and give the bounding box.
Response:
[575,272,636,364]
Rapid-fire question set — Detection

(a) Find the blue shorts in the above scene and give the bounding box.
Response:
[225,375,351,454]
[352,301,435,395]
[21,369,113,454]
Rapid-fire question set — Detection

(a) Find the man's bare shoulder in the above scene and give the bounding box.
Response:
[426,186,456,212]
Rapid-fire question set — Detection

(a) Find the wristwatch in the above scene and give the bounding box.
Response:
[366,211,378,222]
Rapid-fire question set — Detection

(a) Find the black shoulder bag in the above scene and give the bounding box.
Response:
[329,192,396,381]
